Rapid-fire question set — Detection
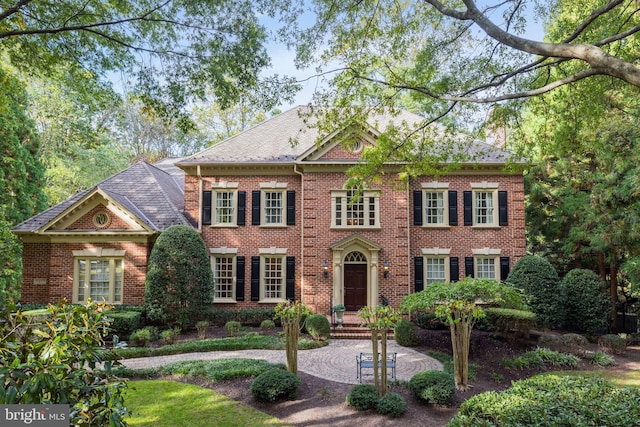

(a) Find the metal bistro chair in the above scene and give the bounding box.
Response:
[356,352,397,383]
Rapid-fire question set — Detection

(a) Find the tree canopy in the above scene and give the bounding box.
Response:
[1,0,300,118]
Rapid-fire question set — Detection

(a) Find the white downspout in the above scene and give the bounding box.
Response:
[294,164,305,303]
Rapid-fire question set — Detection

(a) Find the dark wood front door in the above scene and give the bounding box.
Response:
[344,264,367,311]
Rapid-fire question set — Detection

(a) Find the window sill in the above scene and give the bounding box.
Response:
[471,225,500,229]
[421,224,451,229]
[209,224,239,228]
[330,226,382,230]
[259,224,288,228]
[259,299,286,304]
[213,300,236,304]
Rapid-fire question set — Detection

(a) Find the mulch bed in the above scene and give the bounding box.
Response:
[146,326,640,427]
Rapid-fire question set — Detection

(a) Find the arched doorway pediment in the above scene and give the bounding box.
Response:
[329,234,382,252]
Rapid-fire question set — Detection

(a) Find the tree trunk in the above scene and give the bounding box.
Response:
[284,321,299,374]
[380,328,388,396]
[450,313,471,391]
[371,330,379,391]
[610,259,619,332]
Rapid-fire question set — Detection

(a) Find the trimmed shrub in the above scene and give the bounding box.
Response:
[484,308,535,339]
[450,375,640,426]
[105,310,141,338]
[506,255,564,329]
[409,370,455,404]
[250,369,301,402]
[304,314,330,341]
[225,321,241,337]
[195,320,209,339]
[538,333,589,357]
[598,334,626,354]
[161,327,181,345]
[144,225,214,330]
[394,319,419,347]
[563,269,610,335]
[260,319,276,330]
[377,392,407,418]
[415,312,447,330]
[130,328,154,347]
[346,384,380,411]
[207,308,276,326]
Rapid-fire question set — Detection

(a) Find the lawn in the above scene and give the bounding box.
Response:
[124,380,291,427]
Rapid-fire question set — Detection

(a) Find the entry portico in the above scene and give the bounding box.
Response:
[330,235,383,311]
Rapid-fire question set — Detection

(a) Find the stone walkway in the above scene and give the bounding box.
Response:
[120,339,442,385]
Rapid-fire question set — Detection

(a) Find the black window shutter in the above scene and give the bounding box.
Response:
[235,256,245,301]
[500,256,510,282]
[448,190,458,226]
[465,257,474,278]
[237,191,246,226]
[250,256,260,301]
[498,191,508,226]
[414,257,424,292]
[463,191,473,226]
[413,190,423,226]
[286,190,296,225]
[286,256,295,300]
[202,190,212,226]
[450,257,459,282]
[252,190,261,225]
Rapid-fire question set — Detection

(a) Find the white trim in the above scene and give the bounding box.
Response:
[259,247,288,255]
[72,248,126,257]
[211,181,239,188]
[209,247,238,255]
[259,181,288,189]
[472,248,502,255]
[211,253,237,303]
[422,247,451,255]
[421,181,449,189]
[470,181,499,189]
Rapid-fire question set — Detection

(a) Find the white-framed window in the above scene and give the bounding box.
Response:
[74,255,124,304]
[422,182,449,226]
[471,182,499,227]
[259,248,288,303]
[473,248,501,280]
[422,248,450,285]
[260,182,287,226]
[332,188,380,228]
[212,182,239,226]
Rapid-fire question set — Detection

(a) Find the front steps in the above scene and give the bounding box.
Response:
[327,312,395,340]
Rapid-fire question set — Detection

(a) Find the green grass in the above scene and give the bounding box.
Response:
[125,380,291,427]
[106,333,325,360]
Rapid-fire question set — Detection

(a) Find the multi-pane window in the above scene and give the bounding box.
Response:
[263,256,284,300]
[76,258,123,304]
[425,191,445,224]
[263,191,284,225]
[214,256,235,300]
[332,189,379,228]
[474,191,494,225]
[425,257,447,285]
[476,257,496,279]
[215,191,235,224]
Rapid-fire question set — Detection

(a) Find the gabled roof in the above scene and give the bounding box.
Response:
[12,161,190,234]
[177,106,515,166]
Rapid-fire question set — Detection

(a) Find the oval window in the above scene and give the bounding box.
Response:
[93,212,110,228]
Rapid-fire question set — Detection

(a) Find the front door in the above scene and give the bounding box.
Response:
[344,264,367,311]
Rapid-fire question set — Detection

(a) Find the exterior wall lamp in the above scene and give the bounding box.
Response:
[323,261,329,278]
[383,261,390,278]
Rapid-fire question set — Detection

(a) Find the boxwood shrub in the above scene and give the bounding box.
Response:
[105,310,142,338]
[346,384,380,411]
[305,314,330,341]
[450,375,640,426]
[484,308,535,339]
[409,370,455,404]
[207,308,276,326]
[250,368,301,402]
[376,392,407,418]
[394,319,419,347]
[563,269,610,335]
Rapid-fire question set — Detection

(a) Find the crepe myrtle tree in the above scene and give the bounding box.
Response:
[401,278,525,391]
[274,300,310,375]
[358,305,402,396]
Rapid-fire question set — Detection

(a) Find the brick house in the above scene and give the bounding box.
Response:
[13,107,526,314]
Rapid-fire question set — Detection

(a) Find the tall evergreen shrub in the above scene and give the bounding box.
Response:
[563,269,610,335]
[144,225,214,329]
[506,255,564,329]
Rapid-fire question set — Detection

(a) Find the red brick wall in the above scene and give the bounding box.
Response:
[20,240,150,305]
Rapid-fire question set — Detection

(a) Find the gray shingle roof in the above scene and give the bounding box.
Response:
[13,161,189,233]
[177,106,515,165]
